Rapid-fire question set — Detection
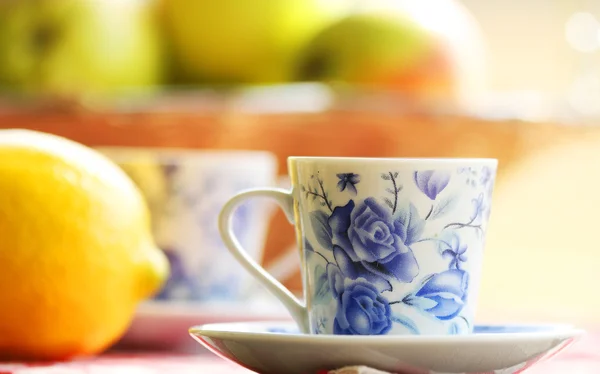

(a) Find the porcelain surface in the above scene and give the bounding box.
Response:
[220,157,497,335]
[99,147,278,302]
[189,321,583,374]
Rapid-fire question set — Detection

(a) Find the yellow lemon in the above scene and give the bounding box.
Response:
[0,129,169,360]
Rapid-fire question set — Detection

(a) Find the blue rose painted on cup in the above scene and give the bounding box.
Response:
[219,159,496,336]
[415,269,469,320]
[333,279,392,335]
[328,198,419,291]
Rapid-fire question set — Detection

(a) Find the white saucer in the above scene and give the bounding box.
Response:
[189,321,584,374]
[115,299,292,352]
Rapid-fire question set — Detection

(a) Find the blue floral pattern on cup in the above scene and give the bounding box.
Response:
[154,167,263,301]
[413,269,469,320]
[115,154,277,303]
[300,165,495,335]
[328,198,420,290]
[414,170,451,200]
[333,279,393,335]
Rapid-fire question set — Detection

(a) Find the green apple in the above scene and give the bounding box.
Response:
[295,0,487,107]
[297,14,432,82]
[295,12,458,102]
[0,0,165,98]
[160,0,345,84]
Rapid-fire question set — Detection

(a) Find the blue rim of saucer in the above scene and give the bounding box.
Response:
[264,324,575,335]
[189,321,583,341]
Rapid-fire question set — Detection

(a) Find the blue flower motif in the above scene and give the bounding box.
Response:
[333,279,392,335]
[154,248,190,300]
[336,173,360,195]
[414,170,451,200]
[469,193,487,224]
[440,233,468,270]
[480,166,493,186]
[415,269,469,320]
[328,198,419,290]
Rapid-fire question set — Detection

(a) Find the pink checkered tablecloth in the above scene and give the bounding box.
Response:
[1,333,598,374]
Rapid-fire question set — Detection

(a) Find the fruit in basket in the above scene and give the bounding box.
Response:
[296,0,487,107]
[160,0,345,84]
[0,130,169,360]
[0,0,164,98]
[296,13,455,103]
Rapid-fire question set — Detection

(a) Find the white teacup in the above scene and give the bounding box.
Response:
[97,147,278,303]
[220,157,497,335]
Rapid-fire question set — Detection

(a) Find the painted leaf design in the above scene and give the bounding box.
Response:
[313,264,331,305]
[309,210,333,249]
[383,197,394,209]
[406,295,438,310]
[390,314,420,334]
[448,322,460,335]
[396,203,425,245]
[430,195,458,220]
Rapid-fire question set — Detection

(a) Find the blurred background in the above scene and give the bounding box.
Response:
[1,0,600,352]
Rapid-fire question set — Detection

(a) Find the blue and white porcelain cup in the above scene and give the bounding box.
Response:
[97,147,278,303]
[220,157,497,335]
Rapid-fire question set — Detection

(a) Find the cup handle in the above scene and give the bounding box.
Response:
[218,187,308,333]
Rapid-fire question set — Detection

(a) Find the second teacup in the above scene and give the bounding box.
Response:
[98,147,278,303]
